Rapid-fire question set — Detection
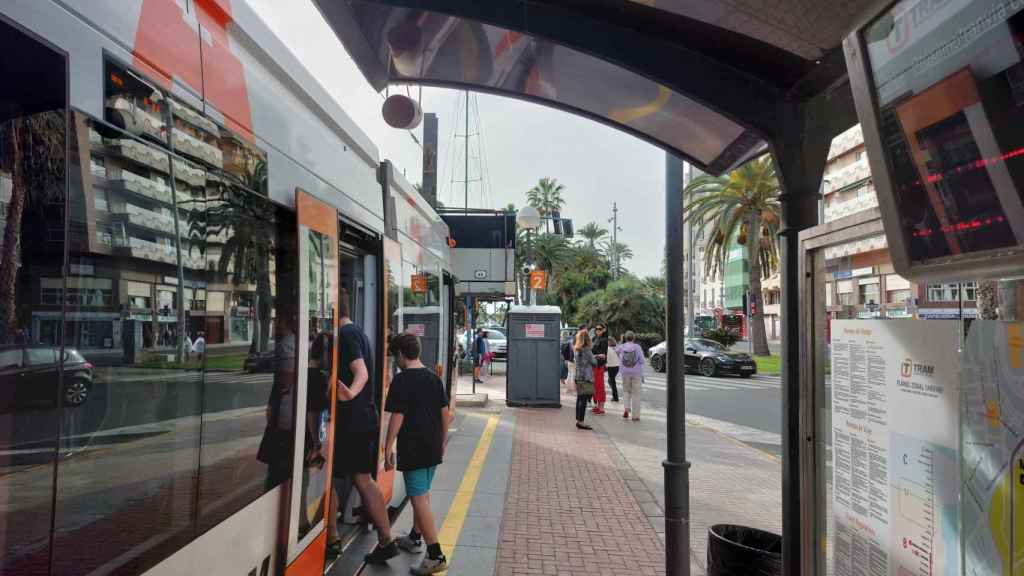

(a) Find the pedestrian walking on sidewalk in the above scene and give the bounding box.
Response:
[384,333,450,575]
[591,324,609,414]
[615,331,645,421]
[606,336,620,402]
[574,329,597,430]
[472,328,488,384]
[560,337,573,388]
[329,295,397,564]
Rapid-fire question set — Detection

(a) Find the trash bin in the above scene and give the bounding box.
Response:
[707,524,782,576]
[505,305,561,407]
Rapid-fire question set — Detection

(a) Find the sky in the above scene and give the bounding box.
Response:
[247,0,667,277]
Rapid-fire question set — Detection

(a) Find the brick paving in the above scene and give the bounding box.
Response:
[496,407,667,576]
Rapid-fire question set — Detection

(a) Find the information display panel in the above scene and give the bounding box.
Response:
[848,0,1024,280]
[829,320,961,576]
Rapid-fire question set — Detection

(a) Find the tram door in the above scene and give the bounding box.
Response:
[286,190,339,574]
[333,227,384,530]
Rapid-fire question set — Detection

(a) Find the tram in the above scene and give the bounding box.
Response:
[0,1,456,575]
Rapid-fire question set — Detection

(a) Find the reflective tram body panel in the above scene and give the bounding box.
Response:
[0,1,453,575]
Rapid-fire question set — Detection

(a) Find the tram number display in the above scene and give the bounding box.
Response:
[529,270,546,290]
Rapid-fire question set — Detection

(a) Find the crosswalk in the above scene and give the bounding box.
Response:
[640,371,781,392]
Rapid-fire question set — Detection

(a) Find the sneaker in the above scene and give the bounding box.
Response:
[632,417,641,422]
[396,533,424,554]
[364,540,399,565]
[411,555,448,575]
[623,410,630,419]
[575,422,593,430]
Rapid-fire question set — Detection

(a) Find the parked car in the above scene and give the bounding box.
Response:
[0,345,94,412]
[244,350,276,373]
[648,341,668,371]
[456,328,508,361]
[649,338,756,378]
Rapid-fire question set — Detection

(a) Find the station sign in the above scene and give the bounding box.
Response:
[529,270,547,290]
[411,274,428,293]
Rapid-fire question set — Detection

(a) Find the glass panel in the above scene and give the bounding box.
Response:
[54,115,202,575]
[865,1,1024,262]
[195,176,298,533]
[298,229,334,541]
[0,17,67,572]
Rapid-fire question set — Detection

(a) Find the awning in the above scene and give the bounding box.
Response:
[313,1,872,174]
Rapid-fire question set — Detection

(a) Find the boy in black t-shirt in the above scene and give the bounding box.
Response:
[384,333,450,575]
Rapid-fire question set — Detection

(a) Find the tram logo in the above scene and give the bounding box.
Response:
[901,357,935,378]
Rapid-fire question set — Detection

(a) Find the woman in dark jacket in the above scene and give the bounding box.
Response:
[591,324,609,414]
[573,329,597,430]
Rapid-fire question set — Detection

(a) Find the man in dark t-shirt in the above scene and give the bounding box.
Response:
[384,333,450,575]
[327,296,396,564]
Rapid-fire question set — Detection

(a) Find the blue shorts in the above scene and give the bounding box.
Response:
[403,466,437,497]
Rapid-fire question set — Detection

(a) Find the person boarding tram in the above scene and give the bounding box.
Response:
[327,292,397,564]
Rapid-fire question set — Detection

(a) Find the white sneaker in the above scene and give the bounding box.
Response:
[410,555,447,575]
[396,534,423,553]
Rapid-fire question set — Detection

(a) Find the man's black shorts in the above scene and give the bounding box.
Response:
[332,429,378,476]
[473,355,483,367]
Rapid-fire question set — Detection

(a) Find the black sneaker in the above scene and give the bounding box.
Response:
[364,540,399,565]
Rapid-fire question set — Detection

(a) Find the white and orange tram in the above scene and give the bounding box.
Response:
[0,1,457,574]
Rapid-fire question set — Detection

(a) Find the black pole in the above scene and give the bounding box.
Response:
[664,153,690,576]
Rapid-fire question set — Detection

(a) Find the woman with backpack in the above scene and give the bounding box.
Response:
[615,331,646,421]
[573,329,597,430]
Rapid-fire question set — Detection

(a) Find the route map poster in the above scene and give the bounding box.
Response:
[962,321,1024,576]
[830,320,961,576]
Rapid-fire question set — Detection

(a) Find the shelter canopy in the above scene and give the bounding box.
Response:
[313,0,874,174]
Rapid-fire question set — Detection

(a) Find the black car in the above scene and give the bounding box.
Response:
[0,345,94,412]
[684,338,756,378]
[650,338,757,378]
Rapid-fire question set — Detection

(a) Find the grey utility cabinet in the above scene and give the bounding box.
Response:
[506,305,561,407]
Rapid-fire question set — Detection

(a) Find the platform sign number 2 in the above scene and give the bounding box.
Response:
[530,270,546,290]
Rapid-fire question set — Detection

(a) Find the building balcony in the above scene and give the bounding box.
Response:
[170,99,220,136]
[173,158,207,188]
[824,161,871,194]
[107,169,174,205]
[173,128,223,169]
[111,204,177,235]
[824,193,879,223]
[823,233,888,260]
[827,125,863,161]
[112,236,205,269]
[106,138,170,174]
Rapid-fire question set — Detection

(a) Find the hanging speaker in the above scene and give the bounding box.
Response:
[382,94,422,129]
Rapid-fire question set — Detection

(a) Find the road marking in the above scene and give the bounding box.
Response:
[437,414,499,562]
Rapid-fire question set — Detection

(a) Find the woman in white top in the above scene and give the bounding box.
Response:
[606,337,620,403]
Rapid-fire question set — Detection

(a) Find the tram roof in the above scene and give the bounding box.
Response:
[312,0,870,175]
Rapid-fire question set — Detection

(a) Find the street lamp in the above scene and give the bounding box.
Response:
[517,206,542,305]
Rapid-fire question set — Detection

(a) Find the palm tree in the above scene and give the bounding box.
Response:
[602,240,634,277]
[0,111,65,343]
[526,177,565,232]
[577,222,608,250]
[683,156,780,356]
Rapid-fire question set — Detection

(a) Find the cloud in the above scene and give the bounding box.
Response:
[247,0,667,276]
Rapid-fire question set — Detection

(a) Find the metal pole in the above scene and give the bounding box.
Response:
[464,91,469,216]
[684,164,695,336]
[664,152,690,576]
[612,203,619,280]
[527,229,536,306]
[466,294,474,394]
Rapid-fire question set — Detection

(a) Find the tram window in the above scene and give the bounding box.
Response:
[169,97,224,169]
[0,18,67,572]
[216,127,268,195]
[299,229,335,541]
[196,183,298,533]
[105,60,168,145]
[865,2,1024,262]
